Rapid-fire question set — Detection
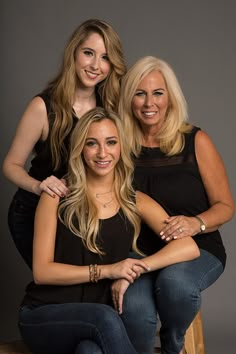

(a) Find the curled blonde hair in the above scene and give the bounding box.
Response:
[119,56,192,156]
[47,19,126,170]
[58,107,142,255]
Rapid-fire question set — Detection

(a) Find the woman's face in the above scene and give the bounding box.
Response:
[131,70,169,132]
[83,119,121,178]
[75,32,111,89]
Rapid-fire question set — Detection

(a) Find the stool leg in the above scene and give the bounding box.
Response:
[184,311,205,354]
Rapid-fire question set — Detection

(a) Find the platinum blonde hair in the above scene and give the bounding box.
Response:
[119,56,192,156]
[58,107,142,255]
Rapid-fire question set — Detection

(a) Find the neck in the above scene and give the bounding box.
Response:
[73,88,96,117]
[86,174,114,194]
[74,86,95,101]
[142,130,160,147]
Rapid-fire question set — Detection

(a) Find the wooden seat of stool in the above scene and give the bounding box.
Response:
[0,340,32,354]
[154,310,205,354]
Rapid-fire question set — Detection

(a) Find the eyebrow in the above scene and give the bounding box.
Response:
[86,136,118,140]
[81,46,94,51]
[135,88,166,91]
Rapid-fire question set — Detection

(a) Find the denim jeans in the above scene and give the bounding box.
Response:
[121,249,224,354]
[19,302,138,354]
[8,191,39,268]
[77,340,103,354]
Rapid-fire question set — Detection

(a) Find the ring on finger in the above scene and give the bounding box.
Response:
[178,228,183,233]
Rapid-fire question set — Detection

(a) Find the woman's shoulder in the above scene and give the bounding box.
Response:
[183,124,201,145]
[34,90,53,115]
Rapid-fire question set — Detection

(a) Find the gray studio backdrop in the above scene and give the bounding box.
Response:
[1,1,235,353]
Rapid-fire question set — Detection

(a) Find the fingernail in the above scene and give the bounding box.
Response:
[161,235,165,239]
[160,231,163,236]
[166,237,170,241]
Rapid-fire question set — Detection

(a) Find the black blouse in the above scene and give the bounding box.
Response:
[134,126,226,267]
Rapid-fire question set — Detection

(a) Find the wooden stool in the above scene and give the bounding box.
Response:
[154,310,205,354]
[0,340,32,354]
[185,311,205,354]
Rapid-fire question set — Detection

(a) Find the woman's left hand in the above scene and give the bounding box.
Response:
[159,215,201,241]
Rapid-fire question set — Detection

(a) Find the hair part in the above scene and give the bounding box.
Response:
[58,107,142,256]
[119,56,192,156]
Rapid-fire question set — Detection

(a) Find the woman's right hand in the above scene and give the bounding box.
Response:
[103,258,150,283]
[111,278,130,314]
[38,176,69,197]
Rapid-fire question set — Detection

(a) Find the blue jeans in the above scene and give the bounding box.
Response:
[121,249,224,354]
[8,191,39,268]
[77,340,103,354]
[19,302,138,354]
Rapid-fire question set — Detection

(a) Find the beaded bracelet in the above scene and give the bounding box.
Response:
[89,264,101,283]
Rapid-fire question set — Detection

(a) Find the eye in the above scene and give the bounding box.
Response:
[107,139,118,145]
[85,140,96,147]
[153,90,164,96]
[134,91,146,97]
[83,50,93,57]
[102,54,109,61]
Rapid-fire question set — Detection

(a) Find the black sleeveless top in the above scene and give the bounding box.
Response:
[14,90,101,206]
[134,126,226,268]
[28,91,77,182]
[22,210,134,306]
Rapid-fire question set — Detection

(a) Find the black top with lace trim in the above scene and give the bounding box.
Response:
[134,126,226,267]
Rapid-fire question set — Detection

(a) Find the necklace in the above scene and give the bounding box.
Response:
[95,190,112,198]
[95,191,113,208]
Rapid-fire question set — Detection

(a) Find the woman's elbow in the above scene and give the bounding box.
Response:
[193,245,201,259]
[229,203,235,221]
[2,158,9,178]
[33,266,48,285]
[189,241,200,259]
[2,158,16,180]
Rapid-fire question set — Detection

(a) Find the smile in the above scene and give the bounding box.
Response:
[85,70,99,79]
[142,111,158,117]
[95,161,111,167]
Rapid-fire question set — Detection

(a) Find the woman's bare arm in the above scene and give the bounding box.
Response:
[2,96,69,197]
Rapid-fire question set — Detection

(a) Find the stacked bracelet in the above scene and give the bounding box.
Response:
[89,264,101,283]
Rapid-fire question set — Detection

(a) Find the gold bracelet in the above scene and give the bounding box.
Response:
[89,264,101,283]
[94,264,101,283]
[89,264,94,282]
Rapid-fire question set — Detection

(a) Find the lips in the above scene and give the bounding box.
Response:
[142,111,158,117]
[95,161,111,167]
[85,70,100,79]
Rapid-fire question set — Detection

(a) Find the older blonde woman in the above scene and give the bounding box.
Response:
[114,56,235,354]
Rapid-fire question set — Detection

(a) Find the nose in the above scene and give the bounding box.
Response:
[144,94,154,107]
[97,144,107,157]
[90,55,99,70]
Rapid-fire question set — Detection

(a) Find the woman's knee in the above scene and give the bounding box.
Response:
[76,340,103,354]
[122,273,156,314]
[154,265,201,311]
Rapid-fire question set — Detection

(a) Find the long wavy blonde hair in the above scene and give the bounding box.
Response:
[58,107,142,255]
[46,19,126,170]
[119,56,192,156]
